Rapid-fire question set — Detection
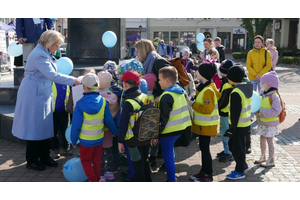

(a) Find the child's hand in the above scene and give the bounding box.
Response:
[255,113,263,118]
[151,139,159,147]
[72,144,77,148]
[189,99,194,106]
[118,143,125,153]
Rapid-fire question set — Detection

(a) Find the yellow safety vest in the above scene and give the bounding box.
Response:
[220,83,234,113]
[79,99,106,141]
[228,87,251,127]
[123,93,148,141]
[52,82,70,112]
[258,93,279,123]
[148,94,155,100]
[158,91,192,134]
[194,86,220,126]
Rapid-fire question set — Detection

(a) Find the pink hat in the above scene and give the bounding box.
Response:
[260,71,279,89]
[142,73,157,91]
[97,71,112,89]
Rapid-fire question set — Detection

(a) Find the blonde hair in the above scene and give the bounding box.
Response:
[134,39,156,62]
[39,30,64,50]
[266,38,274,45]
[207,48,218,56]
[82,68,96,75]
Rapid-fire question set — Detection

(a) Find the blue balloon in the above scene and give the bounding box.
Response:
[197,42,205,51]
[65,124,80,145]
[102,31,117,48]
[251,91,261,113]
[7,42,23,56]
[56,57,73,75]
[140,78,148,94]
[63,157,87,182]
[196,33,205,42]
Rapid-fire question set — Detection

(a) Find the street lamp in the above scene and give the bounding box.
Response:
[139,25,142,40]
[58,25,61,33]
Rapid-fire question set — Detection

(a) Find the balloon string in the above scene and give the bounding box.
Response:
[108,47,111,60]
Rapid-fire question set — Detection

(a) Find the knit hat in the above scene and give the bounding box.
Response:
[260,71,279,89]
[198,62,217,80]
[117,59,143,75]
[97,71,112,89]
[81,73,99,89]
[182,48,189,56]
[122,70,141,86]
[142,73,157,91]
[103,60,117,70]
[219,59,234,74]
[107,69,119,84]
[227,63,245,83]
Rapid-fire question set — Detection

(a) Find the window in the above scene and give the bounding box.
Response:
[153,31,170,44]
[186,18,195,20]
[179,31,196,46]
[171,32,179,44]
[217,32,231,49]
[220,18,230,21]
[204,18,212,20]
[236,18,242,20]
[171,18,179,20]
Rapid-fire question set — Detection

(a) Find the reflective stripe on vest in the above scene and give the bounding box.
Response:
[79,99,106,141]
[159,91,192,134]
[259,93,279,123]
[228,87,252,127]
[220,83,234,113]
[194,86,220,126]
[123,93,148,141]
[52,83,70,112]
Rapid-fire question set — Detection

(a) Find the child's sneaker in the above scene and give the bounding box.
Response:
[219,154,233,162]
[111,166,120,174]
[194,175,213,182]
[226,170,245,180]
[99,176,106,182]
[190,172,204,181]
[244,162,250,172]
[104,171,115,181]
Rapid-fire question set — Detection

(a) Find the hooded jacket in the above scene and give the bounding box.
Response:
[268,47,278,71]
[216,45,225,63]
[71,92,118,147]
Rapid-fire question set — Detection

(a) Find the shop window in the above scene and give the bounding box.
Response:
[171,32,179,44]
[180,31,195,46]
[153,31,169,44]
[217,32,231,49]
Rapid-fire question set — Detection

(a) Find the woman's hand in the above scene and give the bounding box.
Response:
[74,78,81,86]
[255,74,260,81]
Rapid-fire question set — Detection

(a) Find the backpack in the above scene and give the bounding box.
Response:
[126,97,160,142]
[269,91,286,123]
[169,58,191,86]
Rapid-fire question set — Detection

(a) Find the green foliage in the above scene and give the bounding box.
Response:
[231,52,248,60]
[241,18,272,44]
[292,45,300,56]
[282,56,300,65]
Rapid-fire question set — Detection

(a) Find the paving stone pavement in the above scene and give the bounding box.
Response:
[1,59,300,183]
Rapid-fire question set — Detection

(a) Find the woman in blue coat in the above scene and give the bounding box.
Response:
[12,30,81,171]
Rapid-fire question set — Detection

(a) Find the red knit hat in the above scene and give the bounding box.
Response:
[122,70,141,86]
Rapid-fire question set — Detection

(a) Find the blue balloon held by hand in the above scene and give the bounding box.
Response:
[63,158,87,182]
[65,124,80,145]
[56,57,73,75]
[7,42,23,57]
[251,91,261,113]
[102,31,117,48]
[197,42,205,51]
[140,78,148,94]
[196,33,205,42]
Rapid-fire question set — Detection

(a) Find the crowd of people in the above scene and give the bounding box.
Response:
[11,27,282,182]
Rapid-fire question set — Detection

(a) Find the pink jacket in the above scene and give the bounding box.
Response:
[268,47,278,71]
[257,90,282,127]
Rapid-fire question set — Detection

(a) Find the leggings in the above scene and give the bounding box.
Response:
[260,136,275,159]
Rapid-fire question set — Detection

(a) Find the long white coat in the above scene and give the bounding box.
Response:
[12,44,75,140]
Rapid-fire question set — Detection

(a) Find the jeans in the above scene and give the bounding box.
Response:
[220,116,231,155]
[250,79,261,92]
[124,142,135,178]
[160,135,181,182]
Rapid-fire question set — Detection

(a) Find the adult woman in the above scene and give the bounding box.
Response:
[167,41,174,59]
[246,35,272,92]
[135,39,171,98]
[156,40,166,56]
[266,38,278,71]
[173,43,180,58]
[198,37,219,63]
[12,30,80,171]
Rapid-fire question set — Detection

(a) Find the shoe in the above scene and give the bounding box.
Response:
[149,156,157,167]
[219,154,233,162]
[190,172,204,181]
[26,162,45,171]
[159,163,165,171]
[217,151,225,157]
[226,170,245,180]
[104,171,115,181]
[246,147,251,154]
[121,170,129,177]
[194,175,213,182]
[260,158,275,168]
[111,166,120,174]
[244,162,250,172]
[52,150,60,159]
[99,176,106,182]
[40,157,58,167]
[65,147,73,156]
[122,176,135,182]
[254,154,266,164]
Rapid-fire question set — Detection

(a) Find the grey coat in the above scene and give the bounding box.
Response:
[12,44,75,141]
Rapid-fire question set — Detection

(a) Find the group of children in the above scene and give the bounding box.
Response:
[53,48,282,182]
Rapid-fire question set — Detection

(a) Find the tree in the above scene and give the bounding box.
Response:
[241,18,272,44]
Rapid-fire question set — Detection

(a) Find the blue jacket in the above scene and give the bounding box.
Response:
[16,18,54,43]
[71,92,118,147]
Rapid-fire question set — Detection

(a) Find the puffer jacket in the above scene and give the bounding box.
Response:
[246,47,272,80]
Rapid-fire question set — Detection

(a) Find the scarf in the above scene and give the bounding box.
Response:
[263,87,277,95]
[169,45,173,55]
[142,50,159,75]
[159,43,166,55]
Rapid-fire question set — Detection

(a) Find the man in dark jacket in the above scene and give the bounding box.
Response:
[214,37,225,63]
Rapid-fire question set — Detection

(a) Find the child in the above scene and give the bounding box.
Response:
[224,64,253,180]
[118,70,152,182]
[216,60,234,162]
[184,72,196,100]
[152,66,191,182]
[182,49,198,73]
[189,62,221,182]
[254,71,282,167]
[97,71,120,182]
[206,49,222,89]
[70,73,118,182]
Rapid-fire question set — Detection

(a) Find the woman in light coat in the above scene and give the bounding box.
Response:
[12,30,80,171]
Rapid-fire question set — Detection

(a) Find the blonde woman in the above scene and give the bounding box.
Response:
[266,38,278,71]
[12,30,81,171]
